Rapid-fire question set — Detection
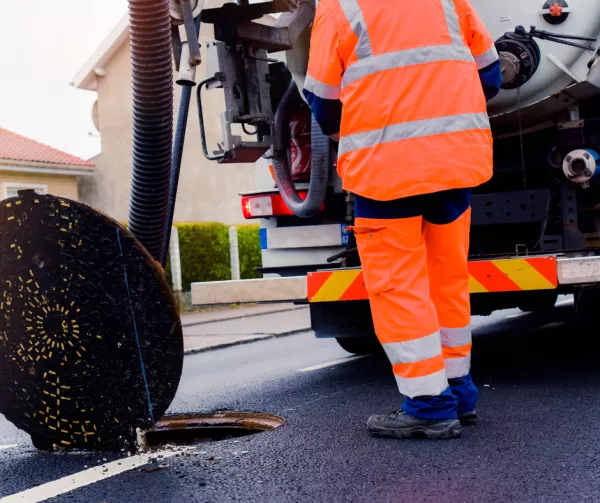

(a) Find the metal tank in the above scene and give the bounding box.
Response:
[286,0,600,127]
[471,0,600,115]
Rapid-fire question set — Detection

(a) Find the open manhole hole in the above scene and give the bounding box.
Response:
[144,412,285,448]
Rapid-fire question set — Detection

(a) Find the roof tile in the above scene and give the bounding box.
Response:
[0,127,94,169]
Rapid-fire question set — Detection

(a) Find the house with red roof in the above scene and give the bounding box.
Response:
[0,127,94,201]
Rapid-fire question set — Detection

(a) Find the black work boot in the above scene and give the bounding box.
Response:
[459,410,477,425]
[367,410,461,439]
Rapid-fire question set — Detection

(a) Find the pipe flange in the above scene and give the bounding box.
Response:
[563,149,599,187]
[495,34,541,89]
[499,51,521,87]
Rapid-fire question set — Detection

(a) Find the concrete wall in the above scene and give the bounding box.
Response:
[0,171,79,200]
[83,18,262,224]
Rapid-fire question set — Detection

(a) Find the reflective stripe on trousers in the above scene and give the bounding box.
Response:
[383,332,448,398]
[441,325,472,379]
[393,369,449,400]
[382,326,472,395]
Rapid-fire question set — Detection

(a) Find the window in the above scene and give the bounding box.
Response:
[3,182,48,200]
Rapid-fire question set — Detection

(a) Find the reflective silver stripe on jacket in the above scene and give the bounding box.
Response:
[342,44,472,87]
[340,0,475,87]
[338,0,373,59]
[338,112,490,157]
[303,75,341,100]
[440,0,464,47]
[440,325,472,348]
[382,331,442,365]
[473,46,499,70]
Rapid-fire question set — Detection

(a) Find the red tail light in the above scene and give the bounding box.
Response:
[241,192,323,219]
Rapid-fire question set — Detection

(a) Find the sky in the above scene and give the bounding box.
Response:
[0,1,127,161]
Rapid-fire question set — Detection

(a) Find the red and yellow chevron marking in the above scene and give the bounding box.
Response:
[307,257,557,303]
[468,257,557,293]
[308,269,366,303]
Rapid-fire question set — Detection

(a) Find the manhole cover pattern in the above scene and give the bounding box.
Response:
[0,192,183,450]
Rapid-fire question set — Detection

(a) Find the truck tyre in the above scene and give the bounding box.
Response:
[336,336,382,356]
[575,289,600,321]
[517,292,558,314]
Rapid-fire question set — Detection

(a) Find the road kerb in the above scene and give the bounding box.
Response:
[184,327,311,355]
[180,305,308,328]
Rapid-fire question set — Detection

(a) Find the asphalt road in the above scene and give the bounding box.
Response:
[3,298,600,502]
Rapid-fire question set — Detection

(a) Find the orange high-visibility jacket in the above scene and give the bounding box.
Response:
[304,0,498,201]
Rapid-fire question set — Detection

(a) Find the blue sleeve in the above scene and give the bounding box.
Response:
[478,60,502,101]
[303,89,342,137]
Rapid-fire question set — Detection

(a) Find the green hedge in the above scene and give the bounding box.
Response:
[172,222,261,291]
[237,224,262,281]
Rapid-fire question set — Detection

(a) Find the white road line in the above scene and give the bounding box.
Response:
[506,312,528,319]
[0,444,17,451]
[298,355,368,372]
[0,448,185,503]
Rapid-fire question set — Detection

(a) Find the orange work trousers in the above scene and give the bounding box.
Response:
[354,208,472,399]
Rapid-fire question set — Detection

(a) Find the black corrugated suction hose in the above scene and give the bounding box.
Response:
[127,0,174,261]
[272,79,330,218]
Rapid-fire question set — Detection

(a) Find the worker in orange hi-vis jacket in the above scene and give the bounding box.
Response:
[303,0,502,439]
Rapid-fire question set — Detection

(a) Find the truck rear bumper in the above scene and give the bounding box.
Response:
[191,255,600,306]
[191,277,307,305]
[557,256,600,284]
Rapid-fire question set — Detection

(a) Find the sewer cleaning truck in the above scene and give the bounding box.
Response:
[186,0,600,355]
[4,0,600,450]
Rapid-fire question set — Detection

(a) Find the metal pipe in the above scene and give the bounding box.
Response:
[160,86,193,267]
[196,76,227,161]
[181,0,202,66]
[161,16,201,267]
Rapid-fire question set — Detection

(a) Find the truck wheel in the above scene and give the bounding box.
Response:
[336,336,382,356]
[575,289,600,321]
[517,292,558,314]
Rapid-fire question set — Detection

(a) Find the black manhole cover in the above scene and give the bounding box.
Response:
[0,191,183,451]
[144,412,285,447]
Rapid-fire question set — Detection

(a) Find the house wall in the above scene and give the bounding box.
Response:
[0,171,78,200]
[81,14,266,224]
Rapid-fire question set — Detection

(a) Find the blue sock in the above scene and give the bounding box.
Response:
[449,374,479,415]
[401,387,458,420]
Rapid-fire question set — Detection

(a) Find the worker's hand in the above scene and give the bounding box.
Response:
[330,133,340,142]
